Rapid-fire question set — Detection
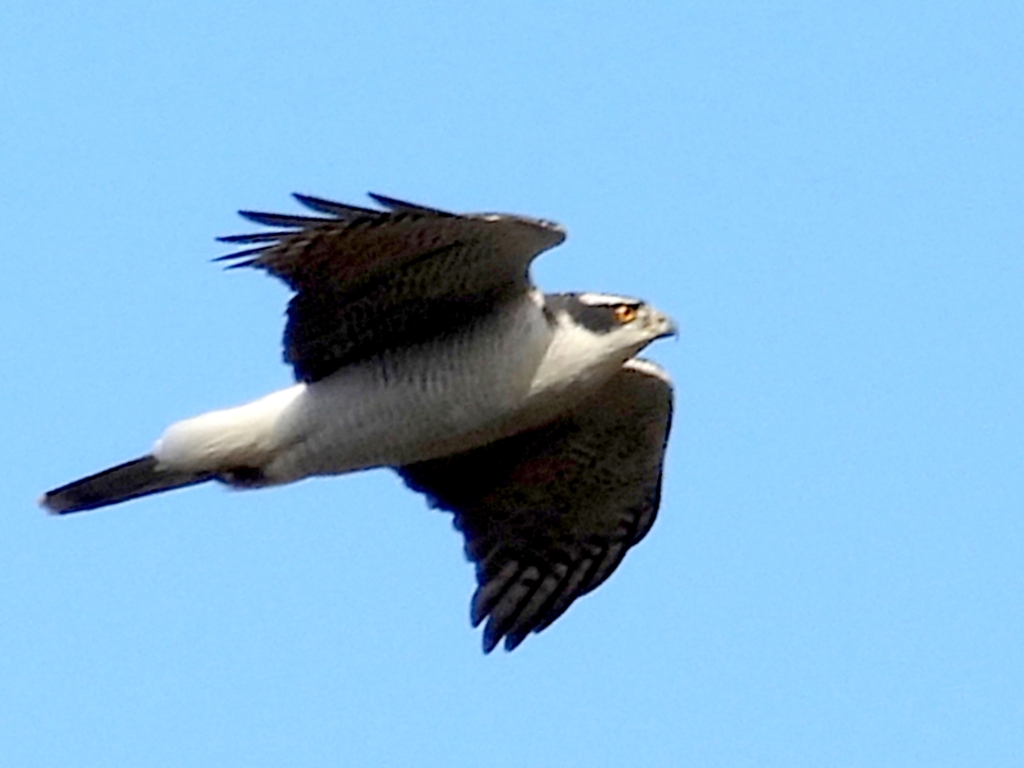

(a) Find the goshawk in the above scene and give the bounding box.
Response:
[41,193,675,652]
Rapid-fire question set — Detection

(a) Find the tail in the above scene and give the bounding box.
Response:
[40,455,214,515]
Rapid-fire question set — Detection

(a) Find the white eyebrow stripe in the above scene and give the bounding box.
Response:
[577,292,642,307]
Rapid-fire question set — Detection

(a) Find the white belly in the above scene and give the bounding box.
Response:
[263,296,554,481]
[153,292,623,484]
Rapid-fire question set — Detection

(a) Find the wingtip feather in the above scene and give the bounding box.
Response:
[237,210,328,228]
[293,193,378,217]
[366,193,454,216]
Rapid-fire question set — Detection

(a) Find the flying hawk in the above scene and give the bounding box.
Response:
[41,193,676,652]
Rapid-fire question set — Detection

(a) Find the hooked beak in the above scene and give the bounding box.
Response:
[655,312,678,340]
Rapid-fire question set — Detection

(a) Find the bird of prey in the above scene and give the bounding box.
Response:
[41,193,675,652]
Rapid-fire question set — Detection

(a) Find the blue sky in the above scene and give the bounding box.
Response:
[2,1,1022,765]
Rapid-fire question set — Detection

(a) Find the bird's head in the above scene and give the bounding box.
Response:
[549,292,676,356]
[533,292,677,399]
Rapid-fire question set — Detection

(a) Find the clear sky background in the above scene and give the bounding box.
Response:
[2,1,1022,765]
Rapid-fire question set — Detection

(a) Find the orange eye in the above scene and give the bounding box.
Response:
[614,304,638,324]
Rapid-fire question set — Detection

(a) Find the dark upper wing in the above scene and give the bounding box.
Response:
[218,193,566,382]
[398,359,673,653]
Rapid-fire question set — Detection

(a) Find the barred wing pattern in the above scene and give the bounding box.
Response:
[217,193,566,382]
[399,360,673,652]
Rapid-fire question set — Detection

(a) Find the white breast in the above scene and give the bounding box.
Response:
[262,293,554,481]
[153,291,628,484]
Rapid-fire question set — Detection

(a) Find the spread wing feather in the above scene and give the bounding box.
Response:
[217,193,566,382]
[367,192,455,216]
[399,359,673,652]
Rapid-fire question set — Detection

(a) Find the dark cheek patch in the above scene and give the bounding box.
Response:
[545,293,637,334]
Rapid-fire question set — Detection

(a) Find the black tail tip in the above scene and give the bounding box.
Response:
[40,456,216,516]
[38,492,64,515]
